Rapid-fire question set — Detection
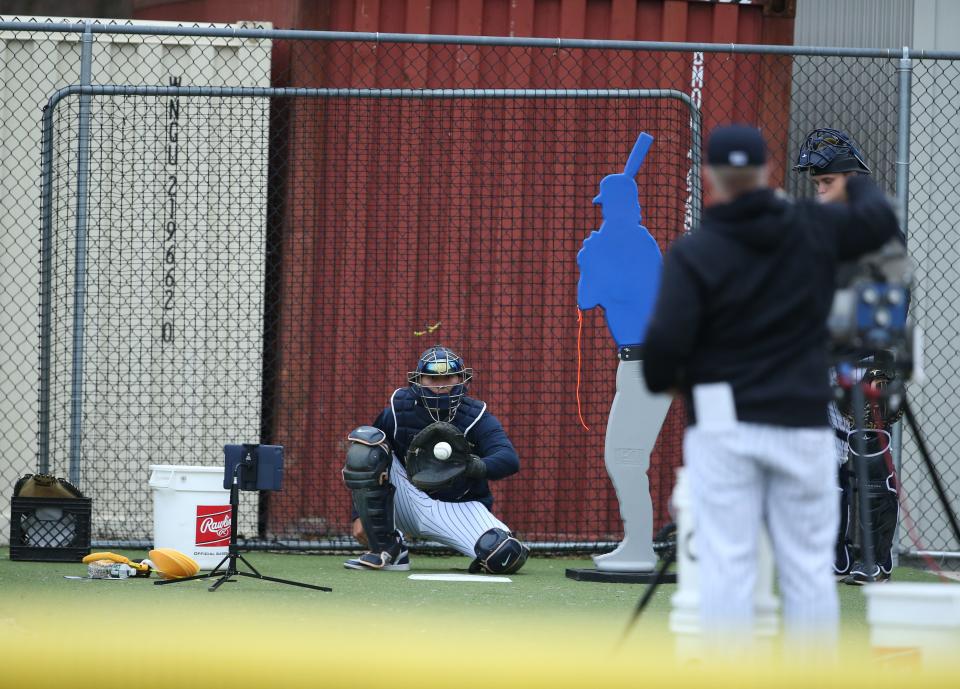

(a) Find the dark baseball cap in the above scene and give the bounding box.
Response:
[707,125,767,167]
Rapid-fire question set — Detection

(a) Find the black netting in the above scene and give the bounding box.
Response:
[1,25,956,557]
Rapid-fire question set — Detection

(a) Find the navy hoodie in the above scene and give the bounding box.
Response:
[642,175,900,427]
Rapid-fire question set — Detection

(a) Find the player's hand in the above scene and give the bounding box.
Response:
[465,455,487,479]
[352,518,368,547]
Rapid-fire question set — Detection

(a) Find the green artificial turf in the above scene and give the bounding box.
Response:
[0,547,942,635]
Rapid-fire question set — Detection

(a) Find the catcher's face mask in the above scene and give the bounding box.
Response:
[408,345,473,422]
[793,128,871,176]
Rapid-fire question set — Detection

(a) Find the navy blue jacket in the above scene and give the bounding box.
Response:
[643,176,899,427]
[373,387,519,508]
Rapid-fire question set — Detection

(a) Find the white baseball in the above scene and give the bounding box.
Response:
[434,441,453,460]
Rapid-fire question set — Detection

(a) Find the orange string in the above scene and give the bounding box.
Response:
[576,309,590,431]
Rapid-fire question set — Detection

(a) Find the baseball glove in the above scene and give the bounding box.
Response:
[14,473,84,499]
[405,422,484,493]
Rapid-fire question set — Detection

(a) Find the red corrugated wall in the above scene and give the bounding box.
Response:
[134,0,796,544]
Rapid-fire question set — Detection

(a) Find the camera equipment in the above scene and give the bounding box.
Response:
[827,238,915,376]
[156,444,331,592]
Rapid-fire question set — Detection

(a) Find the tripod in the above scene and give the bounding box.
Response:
[155,465,332,592]
[842,364,960,582]
[620,537,676,644]
[902,396,960,547]
[848,376,879,581]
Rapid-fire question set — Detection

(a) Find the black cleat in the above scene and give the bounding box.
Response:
[344,540,410,571]
[842,562,891,585]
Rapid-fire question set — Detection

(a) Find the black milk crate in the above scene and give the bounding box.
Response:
[9,496,92,561]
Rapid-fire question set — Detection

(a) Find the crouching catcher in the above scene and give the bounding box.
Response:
[341,345,529,574]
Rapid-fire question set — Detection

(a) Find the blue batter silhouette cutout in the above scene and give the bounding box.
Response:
[576,132,672,574]
[577,132,663,346]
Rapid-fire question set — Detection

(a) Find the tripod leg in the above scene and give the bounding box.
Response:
[619,548,676,646]
[200,469,331,592]
[237,553,262,576]
[904,398,960,546]
[153,552,229,586]
[208,573,236,591]
[235,571,332,592]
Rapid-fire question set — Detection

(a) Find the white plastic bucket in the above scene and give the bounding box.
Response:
[865,582,960,667]
[149,465,231,570]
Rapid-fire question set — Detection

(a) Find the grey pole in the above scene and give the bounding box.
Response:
[0,21,948,59]
[896,47,912,238]
[67,23,95,486]
[690,105,703,229]
[891,46,914,568]
[37,92,57,473]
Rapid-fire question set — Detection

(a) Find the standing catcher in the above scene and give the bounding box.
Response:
[642,125,899,652]
[793,127,904,585]
[341,344,528,574]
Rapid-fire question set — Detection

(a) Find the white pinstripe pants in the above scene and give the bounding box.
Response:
[685,423,839,647]
[828,400,851,463]
[390,456,510,556]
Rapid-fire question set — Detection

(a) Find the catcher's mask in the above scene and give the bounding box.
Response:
[408,345,473,422]
[793,128,871,176]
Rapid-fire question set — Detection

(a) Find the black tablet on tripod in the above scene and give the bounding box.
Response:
[155,444,331,593]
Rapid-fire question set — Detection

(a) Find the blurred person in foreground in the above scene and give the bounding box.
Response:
[642,124,899,655]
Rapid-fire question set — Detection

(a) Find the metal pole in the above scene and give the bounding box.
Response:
[690,101,703,229]
[904,550,960,560]
[0,20,945,59]
[890,46,914,568]
[896,47,912,240]
[51,84,695,100]
[67,23,94,486]
[37,93,57,473]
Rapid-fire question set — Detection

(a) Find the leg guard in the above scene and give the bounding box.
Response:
[468,528,529,574]
[846,430,898,583]
[342,426,399,553]
[862,451,898,574]
[835,463,853,576]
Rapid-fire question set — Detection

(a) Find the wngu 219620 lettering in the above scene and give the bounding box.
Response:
[161,75,181,345]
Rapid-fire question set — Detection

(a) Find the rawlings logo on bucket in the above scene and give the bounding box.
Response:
[195,505,231,547]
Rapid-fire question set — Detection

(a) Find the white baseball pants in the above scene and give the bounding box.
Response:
[390,456,510,556]
[684,422,839,649]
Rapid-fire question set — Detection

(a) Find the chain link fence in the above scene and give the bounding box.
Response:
[1,20,957,558]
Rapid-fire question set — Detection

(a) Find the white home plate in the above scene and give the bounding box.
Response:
[408,573,511,583]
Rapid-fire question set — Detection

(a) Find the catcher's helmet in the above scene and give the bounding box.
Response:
[793,128,871,176]
[408,345,473,422]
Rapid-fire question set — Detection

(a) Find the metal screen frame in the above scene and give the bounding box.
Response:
[38,82,701,550]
